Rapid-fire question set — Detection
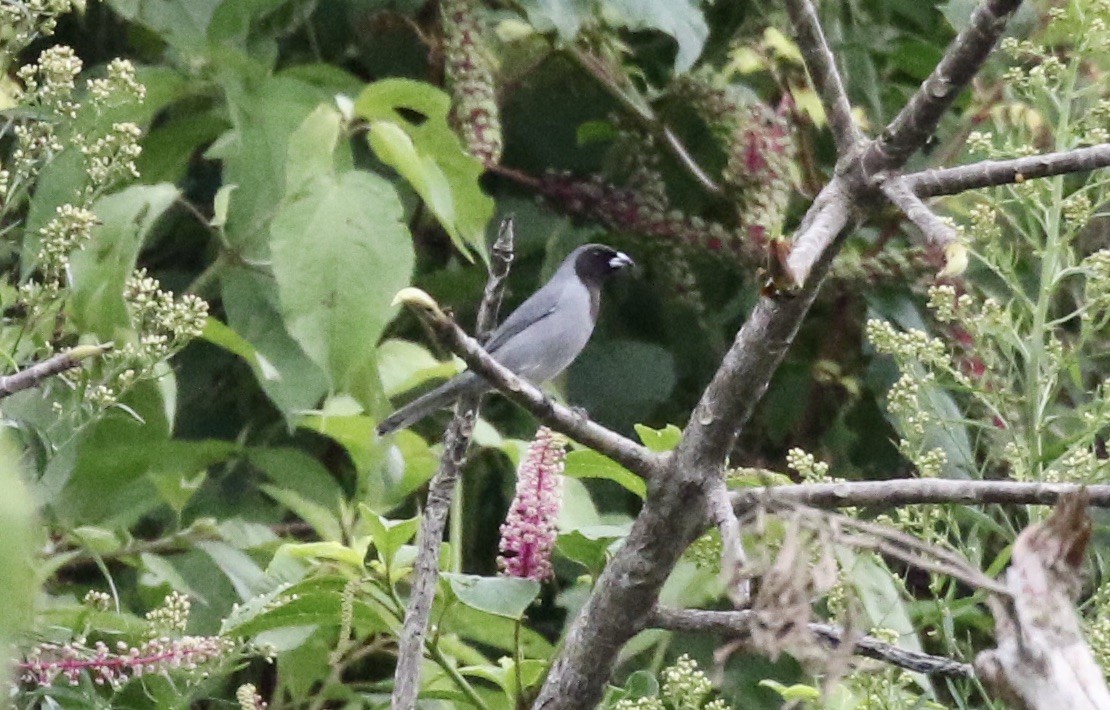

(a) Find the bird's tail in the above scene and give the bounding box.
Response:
[376,375,478,436]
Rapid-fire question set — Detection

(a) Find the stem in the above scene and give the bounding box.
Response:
[1024,59,1079,477]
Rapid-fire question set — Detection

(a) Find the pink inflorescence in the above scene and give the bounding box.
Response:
[19,634,235,688]
[498,426,567,581]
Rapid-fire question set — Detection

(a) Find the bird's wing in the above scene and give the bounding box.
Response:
[482,283,563,354]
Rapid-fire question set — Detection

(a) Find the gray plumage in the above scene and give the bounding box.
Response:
[376,244,634,436]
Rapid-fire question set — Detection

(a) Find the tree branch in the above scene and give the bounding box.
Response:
[0,343,112,399]
[650,607,974,678]
[880,176,958,248]
[784,0,862,153]
[391,221,515,710]
[733,479,1110,509]
[862,0,1023,172]
[533,2,1034,706]
[391,289,662,478]
[904,142,1110,197]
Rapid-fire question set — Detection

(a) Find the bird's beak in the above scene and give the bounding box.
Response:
[609,252,635,270]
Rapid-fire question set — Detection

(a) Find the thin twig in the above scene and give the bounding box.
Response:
[0,344,113,399]
[566,47,722,195]
[733,479,1110,509]
[390,220,515,710]
[880,176,959,248]
[783,0,862,153]
[904,142,1110,197]
[650,607,974,678]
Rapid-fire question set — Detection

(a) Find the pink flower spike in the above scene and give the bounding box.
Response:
[498,427,567,581]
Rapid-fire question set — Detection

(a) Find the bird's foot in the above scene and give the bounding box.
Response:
[570,406,591,421]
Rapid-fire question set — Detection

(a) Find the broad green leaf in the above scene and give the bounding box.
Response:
[105,0,223,55]
[377,338,461,397]
[0,427,37,682]
[220,268,330,418]
[563,450,646,499]
[270,105,413,406]
[759,680,822,702]
[634,423,682,452]
[260,485,343,542]
[68,184,179,338]
[148,468,207,516]
[442,603,553,656]
[216,71,337,257]
[360,507,419,566]
[195,539,267,600]
[442,573,540,620]
[248,447,344,511]
[58,439,237,525]
[601,0,708,73]
[516,0,594,39]
[556,528,623,576]
[354,78,493,260]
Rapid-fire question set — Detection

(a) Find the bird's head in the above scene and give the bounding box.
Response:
[571,244,636,288]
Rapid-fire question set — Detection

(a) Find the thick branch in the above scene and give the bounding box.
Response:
[391,222,514,710]
[904,142,1110,197]
[784,0,862,153]
[650,607,973,678]
[394,290,661,478]
[0,343,112,398]
[734,479,1110,509]
[534,2,1032,706]
[863,0,1023,172]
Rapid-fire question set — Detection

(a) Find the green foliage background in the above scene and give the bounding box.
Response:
[1,0,1107,707]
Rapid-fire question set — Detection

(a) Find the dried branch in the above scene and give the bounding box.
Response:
[862,0,1023,172]
[783,0,862,153]
[391,289,662,478]
[904,142,1110,197]
[391,221,515,710]
[706,479,749,607]
[733,479,1110,509]
[0,343,112,399]
[650,607,974,678]
[976,492,1110,708]
[880,177,958,249]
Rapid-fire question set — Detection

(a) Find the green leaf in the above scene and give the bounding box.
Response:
[270,105,413,406]
[759,679,822,702]
[360,507,419,566]
[634,423,682,452]
[220,268,330,419]
[105,0,223,54]
[260,485,343,542]
[354,78,493,260]
[442,573,540,620]
[377,339,461,397]
[563,450,646,499]
[601,0,708,73]
[516,0,595,40]
[68,184,179,338]
[0,427,37,677]
[556,527,623,576]
[248,447,344,511]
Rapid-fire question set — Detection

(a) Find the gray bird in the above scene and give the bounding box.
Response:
[376,244,635,436]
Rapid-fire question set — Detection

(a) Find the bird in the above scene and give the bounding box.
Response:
[376,243,635,436]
